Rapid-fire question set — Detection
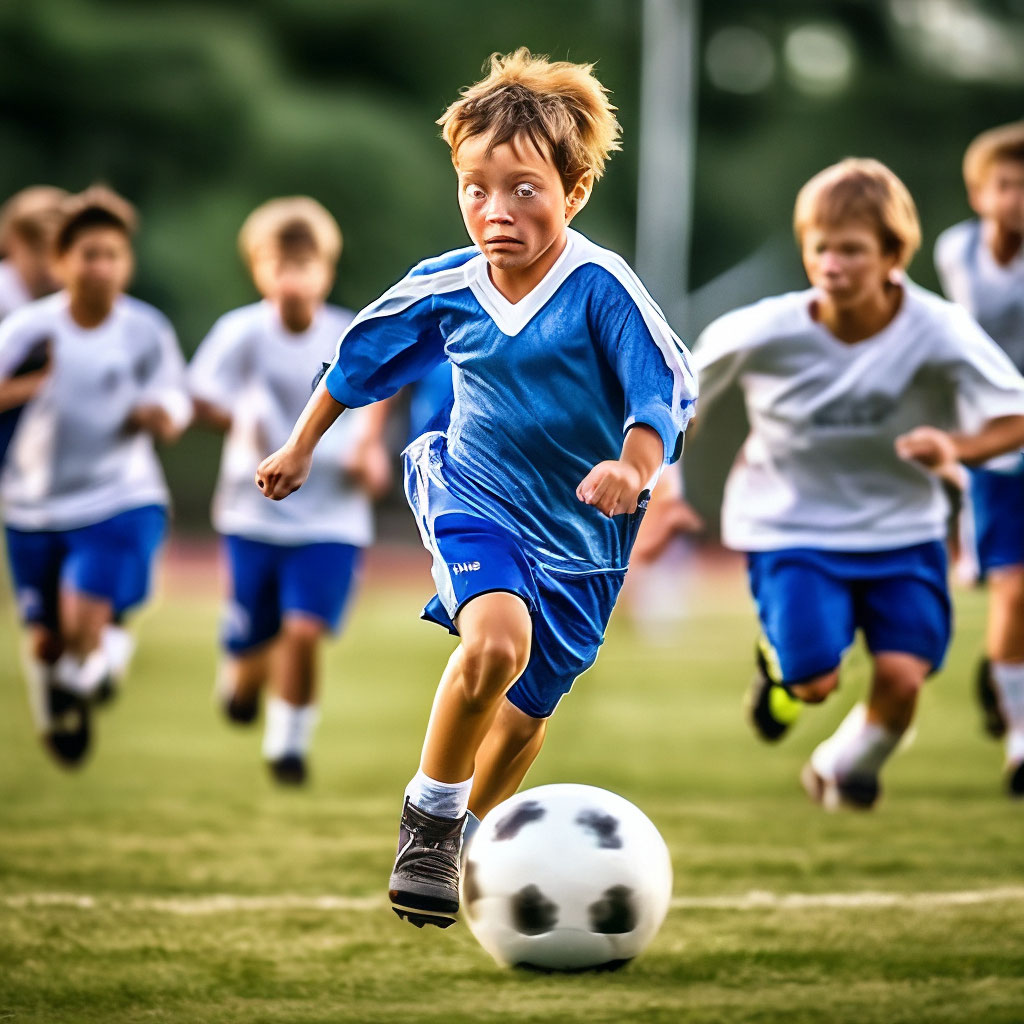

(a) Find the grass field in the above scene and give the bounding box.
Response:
[1,545,1023,1024]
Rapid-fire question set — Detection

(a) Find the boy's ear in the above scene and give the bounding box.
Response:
[565,171,595,222]
[966,184,987,217]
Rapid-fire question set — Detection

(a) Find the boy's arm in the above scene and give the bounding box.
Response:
[577,423,663,518]
[343,395,396,499]
[256,380,346,499]
[896,415,1024,472]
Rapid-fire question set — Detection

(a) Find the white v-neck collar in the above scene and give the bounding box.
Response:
[468,230,579,337]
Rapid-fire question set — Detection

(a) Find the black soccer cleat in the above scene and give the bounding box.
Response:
[222,689,260,725]
[1007,761,1024,799]
[43,685,91,768]
[800,761,880,811]
[268,753,307,786]
[746,644,802,742]
[974,657,1006,739]
[388,797,464,929]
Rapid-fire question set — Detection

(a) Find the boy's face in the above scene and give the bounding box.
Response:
[801,220,899,310]
[252,251,333,329]
[970,159,1024,234]
[455,132,589,284]
[56,226,133,307]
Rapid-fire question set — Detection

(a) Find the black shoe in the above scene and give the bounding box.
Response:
[223,690,259,725]
[268,753,307,786]
[388,797,463,928]
[975,657,1006,739]
[800,762,880,811]
[43,686,91,768]
[1007,761,1024,799]
[746,644,801,742]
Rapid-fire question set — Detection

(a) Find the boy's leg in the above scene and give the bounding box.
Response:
[390,591,531,927]
[985,568,1024,794]
[218,535,280,723]
[263,542,361,784]
[806,544,950,809]
[469,698,547,820]
[745,550,853,741]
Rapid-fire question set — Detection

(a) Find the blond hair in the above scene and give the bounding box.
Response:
[962,120,1024,191]
[54,185,137,255]
[0,185,69,253]
[438,48,621,191]
[793,158,921,268]
[238,197,342,267]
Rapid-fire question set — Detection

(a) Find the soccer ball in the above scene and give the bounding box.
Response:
[461,783,673,971]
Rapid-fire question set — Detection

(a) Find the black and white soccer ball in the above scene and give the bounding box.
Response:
[462,783,672,971]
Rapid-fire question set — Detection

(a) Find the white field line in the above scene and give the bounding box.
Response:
[3,887,1024,915]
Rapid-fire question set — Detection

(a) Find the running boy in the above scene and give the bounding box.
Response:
[0,186,68,320]
[695,158,1024,809]
[935,121,1024,795]
[189,196,390,786]
[0,186,189,767]
[256,49,696,925]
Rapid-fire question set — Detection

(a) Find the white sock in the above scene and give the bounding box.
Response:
[262,696,319,760]
[54,649,111,698]
[405,770,473,820]
[101,625,135,682]
[20,645,53,734]
[812,703,901,781]
[991,662,1024,766]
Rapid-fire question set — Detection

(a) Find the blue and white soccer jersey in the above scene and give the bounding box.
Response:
[695,283,1024,683]
[323,228,697,717]
[0,292,188,623]
[936,220,1024,573]
[188,302,373,652]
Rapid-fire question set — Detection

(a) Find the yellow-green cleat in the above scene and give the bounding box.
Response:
[746,643,802,742]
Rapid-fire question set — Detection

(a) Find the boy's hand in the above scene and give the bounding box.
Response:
[256,443,312,500]
[894,426,958,473]
[125,404,175,442]
[577,460,644,518]
[630,496,704,565]
[344,435,393,499]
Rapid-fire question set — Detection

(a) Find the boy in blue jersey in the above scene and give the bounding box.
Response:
[935,121,1024,795]
[256,49,697,927]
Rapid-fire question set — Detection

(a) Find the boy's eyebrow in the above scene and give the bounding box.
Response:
[457,164,551,180]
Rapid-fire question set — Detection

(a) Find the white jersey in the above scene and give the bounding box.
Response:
[0,261,31,321]
[935,220,1024,371]
[694,283,1024,552]
[188,301,373,547]
[0,292,190,531]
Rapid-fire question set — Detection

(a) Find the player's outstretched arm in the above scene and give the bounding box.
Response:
[895,415,1024,472]
[577,423,664,518]
[256,379,346,500]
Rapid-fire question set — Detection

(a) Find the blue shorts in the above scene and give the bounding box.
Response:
[222,535,362,654]
[5,504,167,629]
[967,463,1024,574]
[420,512,630,719]
[747,542,951,686]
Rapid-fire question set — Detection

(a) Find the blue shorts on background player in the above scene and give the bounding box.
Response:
[255,49,697,928]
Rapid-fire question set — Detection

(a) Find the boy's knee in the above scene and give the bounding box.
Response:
[460,634,530,709]
[790,670,839,704]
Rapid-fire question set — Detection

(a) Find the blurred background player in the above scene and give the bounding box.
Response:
[0,186,68,320]
[0,186,69,461]
[0,185,189,767]
[694,158,1024,809]
[255,49,696,926]
[189,197,391,786]
[934,121,1024,795]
